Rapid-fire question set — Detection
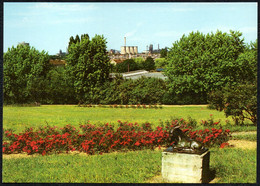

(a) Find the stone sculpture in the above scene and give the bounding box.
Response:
[165,125,207,154]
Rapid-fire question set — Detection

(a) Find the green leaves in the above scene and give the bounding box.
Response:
[4,45,50,104]
[165,30,253,102]
[66,34,111,102]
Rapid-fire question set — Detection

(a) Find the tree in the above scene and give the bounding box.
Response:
[164,30,247,103]
[208,40,257,125]
[208,82,257,125]
[160,47,168,58]
[134,57,145,70]
[155,58,167,69]
[143,57,155,71]
[66,34,111,103]
[44,67,77,104]
[115,59,138,73]
[3,45,51,104]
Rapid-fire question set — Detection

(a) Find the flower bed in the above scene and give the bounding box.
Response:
[78,104,163,109]
[3,119,231,156]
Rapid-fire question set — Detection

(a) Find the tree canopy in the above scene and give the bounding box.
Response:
[4,45,51,104]
[164,30,251,101]
[66,34,111,103]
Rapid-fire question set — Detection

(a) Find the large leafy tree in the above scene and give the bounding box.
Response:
[164,30,248,103]
[4,45,51,104]
[66,34,111,103]
[208,40,257,125]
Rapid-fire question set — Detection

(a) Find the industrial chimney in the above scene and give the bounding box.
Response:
[124,37,126,47]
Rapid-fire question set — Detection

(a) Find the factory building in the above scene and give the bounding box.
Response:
[121,46,138,55]
[120,37,138,55]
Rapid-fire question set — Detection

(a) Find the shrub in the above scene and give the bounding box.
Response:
[3,118,231,156]
[208,82,257,125]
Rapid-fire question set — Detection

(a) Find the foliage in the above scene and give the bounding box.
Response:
[134,57,145,69]
[208,82,257,125]
[143,57,155,71]
[4,45,51,104]
[114,59,139,73]
[44,67,77,104]
[165,30,250,104]
[160,47,168,58]
[3,118,231,156]
[66,34,111,103]
[93,77,167,105]
[155,58,167,69]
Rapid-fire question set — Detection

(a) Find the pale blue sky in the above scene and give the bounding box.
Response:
[4,2,258,55]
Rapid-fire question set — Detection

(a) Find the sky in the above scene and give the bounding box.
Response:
[4,2,258,55]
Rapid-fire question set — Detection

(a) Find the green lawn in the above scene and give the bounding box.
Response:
[3,147,256,183]
[3,105,257,183]
[3,104,240,133]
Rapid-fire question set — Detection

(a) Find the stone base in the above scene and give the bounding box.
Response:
[161,150,210,183]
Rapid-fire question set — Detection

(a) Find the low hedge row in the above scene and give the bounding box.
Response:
[3,118,231,156]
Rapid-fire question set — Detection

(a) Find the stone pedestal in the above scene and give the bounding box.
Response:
[161,150,210,183]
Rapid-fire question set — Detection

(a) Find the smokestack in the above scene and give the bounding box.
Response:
[124,37,126,47]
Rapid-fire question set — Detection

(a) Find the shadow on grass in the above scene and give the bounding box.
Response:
[207,168,216,183]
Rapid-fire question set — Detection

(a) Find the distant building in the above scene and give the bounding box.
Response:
[149,44,153,53]
[18,41,29,46]
[120,46,138,55]
[109,70,167,80]
[56,50,66,57]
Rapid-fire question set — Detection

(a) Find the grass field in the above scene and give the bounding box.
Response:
[3,105,257,183]
[3,147,256,183]
[3,104,245,133]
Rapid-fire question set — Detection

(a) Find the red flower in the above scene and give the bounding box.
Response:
[220,142,229,149]
[225,129,231,133]
[135,141,140,146]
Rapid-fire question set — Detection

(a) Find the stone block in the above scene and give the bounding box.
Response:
[161,150,210,183]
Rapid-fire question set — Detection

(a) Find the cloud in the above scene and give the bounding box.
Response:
[240,27,257,34]
[124,22,143,38]
[33,3,97,12]
[154,30,188,38]
[50,17,92,25]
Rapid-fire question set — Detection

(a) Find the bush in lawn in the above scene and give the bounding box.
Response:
[208,82,257,125]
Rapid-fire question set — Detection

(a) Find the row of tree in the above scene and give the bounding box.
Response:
[113,57,155,73]
[3,31,257,125]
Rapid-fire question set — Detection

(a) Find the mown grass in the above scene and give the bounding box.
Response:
[3,105,254,133]
[3,150,161,183]
[3,147,256,183]
[210,148,256,183]
[232,133,257,141]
